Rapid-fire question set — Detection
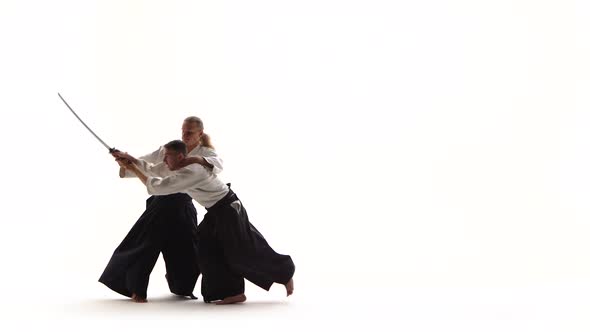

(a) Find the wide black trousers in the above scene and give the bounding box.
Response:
[99,193,200,299]
[197,189,295,302]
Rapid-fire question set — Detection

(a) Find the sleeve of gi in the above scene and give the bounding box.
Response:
[121,146,165,178]
[199,147,224,174]
[146,166,210,196]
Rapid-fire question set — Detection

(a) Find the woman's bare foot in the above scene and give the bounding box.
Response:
[285,278,294,296]
[131,293,147,303]
[215,294,247,305]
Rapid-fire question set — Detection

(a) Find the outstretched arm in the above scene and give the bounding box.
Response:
[117,160,208,196]
[177,155,213,170]
[118,159,148,185]
[112,147,165,178]
[112,151,140,178]
[176,148,223,174]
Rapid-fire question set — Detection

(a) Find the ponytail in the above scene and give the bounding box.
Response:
[200,133,214,149]
[185,116,214,149]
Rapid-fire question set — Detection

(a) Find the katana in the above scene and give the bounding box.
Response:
[58,93,118,153]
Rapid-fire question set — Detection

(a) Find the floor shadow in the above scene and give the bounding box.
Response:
[68,295,290,316]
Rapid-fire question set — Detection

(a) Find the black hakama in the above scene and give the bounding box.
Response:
[99,193,200,299]
[197,189,295,302]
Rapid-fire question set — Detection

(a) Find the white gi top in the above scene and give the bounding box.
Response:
[145,164,230,208]
[122,145,228,208]
[122,145,223,178]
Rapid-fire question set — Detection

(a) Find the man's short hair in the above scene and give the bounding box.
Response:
[164,140,188,156]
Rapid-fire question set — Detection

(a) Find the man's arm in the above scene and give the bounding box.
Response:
[113,151,141,178]
[145,167,210,196]
[113,147,164,178]
[118,160,148,185]
[114,151,172,179]
[119,160,210,196]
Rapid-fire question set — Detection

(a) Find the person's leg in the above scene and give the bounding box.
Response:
[160,197,200,297]
[216,199,296,296]
[98,195,166,301]
[99,240,160,301]
[125,248,160,301]
[197,213,245,303]
[162,243,199,297]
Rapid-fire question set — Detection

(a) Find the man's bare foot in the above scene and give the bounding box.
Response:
[285,278,294,296]
[131,293,147,303]
[215,294,247,305]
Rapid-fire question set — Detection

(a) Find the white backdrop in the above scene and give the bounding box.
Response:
[1,0,589,330]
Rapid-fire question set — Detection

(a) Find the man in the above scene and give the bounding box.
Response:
[118,140,295,304]
[99,117,221,302]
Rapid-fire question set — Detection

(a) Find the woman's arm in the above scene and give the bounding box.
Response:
[177,156,214,170]
[177,148,223,174]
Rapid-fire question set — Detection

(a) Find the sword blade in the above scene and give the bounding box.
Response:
[58,93,113,151]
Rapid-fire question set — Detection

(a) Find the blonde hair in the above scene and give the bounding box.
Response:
[184,116,214,149]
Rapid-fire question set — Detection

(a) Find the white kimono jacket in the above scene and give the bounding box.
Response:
[122,145,223,178]
[145,164,230,208]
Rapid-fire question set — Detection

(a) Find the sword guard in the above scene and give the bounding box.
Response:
[109,148,120,154]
